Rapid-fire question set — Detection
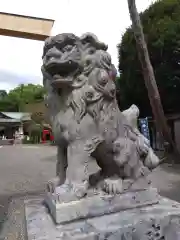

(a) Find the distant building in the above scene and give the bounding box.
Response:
[0,112,31,139]
[147,114,180,151]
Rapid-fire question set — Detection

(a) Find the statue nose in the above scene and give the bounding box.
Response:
[47,46,61,58]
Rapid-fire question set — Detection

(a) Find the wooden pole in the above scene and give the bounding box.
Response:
[127,0,179,158]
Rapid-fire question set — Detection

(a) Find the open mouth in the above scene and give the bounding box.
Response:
[45,58,79,78]
[43,58,81,89]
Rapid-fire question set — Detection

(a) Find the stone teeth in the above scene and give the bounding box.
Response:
[50,57,56,61]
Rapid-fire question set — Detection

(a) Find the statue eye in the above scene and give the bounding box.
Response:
[88,48,95,54]
[54,42,62,50]
[63,45,73,52]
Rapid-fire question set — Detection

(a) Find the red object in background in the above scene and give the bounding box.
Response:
[42,129,54,143]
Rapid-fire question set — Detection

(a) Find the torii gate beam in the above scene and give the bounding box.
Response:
[0,12,54,41]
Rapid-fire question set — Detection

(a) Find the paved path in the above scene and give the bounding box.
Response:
[0,145,180,238]
[0,145,56,238]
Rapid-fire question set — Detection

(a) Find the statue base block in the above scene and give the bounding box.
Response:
[45,188,159,224]
[25,189,180,239]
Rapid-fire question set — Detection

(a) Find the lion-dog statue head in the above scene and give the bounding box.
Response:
[41,32,116,131]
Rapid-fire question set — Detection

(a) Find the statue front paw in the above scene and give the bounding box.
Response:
[102,178,123,194]
[47,176,61,193]
[72,180,89,198]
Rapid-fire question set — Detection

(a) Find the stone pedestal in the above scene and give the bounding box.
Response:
[25,188,180,239]
[45,188,159,224]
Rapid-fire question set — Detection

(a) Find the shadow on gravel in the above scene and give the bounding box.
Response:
[160,163,180,174]
[0,195,10,233]
[0,190,45,234]
[159,179,180,203]
[41,155,56,163]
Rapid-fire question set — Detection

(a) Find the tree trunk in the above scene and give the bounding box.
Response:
[127,0,179,159]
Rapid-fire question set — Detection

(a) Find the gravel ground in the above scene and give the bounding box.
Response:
[0,145,180,239]
[0,145,56,239]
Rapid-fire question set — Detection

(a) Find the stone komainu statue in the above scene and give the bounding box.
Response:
[42,33,160,199]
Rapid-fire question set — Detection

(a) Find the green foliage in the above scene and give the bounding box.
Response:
[0,90,18,111]
[0,98,19,112]
[0,90,7,99]
[118,0,180,116]
[31,112,44,124]
[0,84,46,112]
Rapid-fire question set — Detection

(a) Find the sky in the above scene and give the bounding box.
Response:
[0,0,156,92]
